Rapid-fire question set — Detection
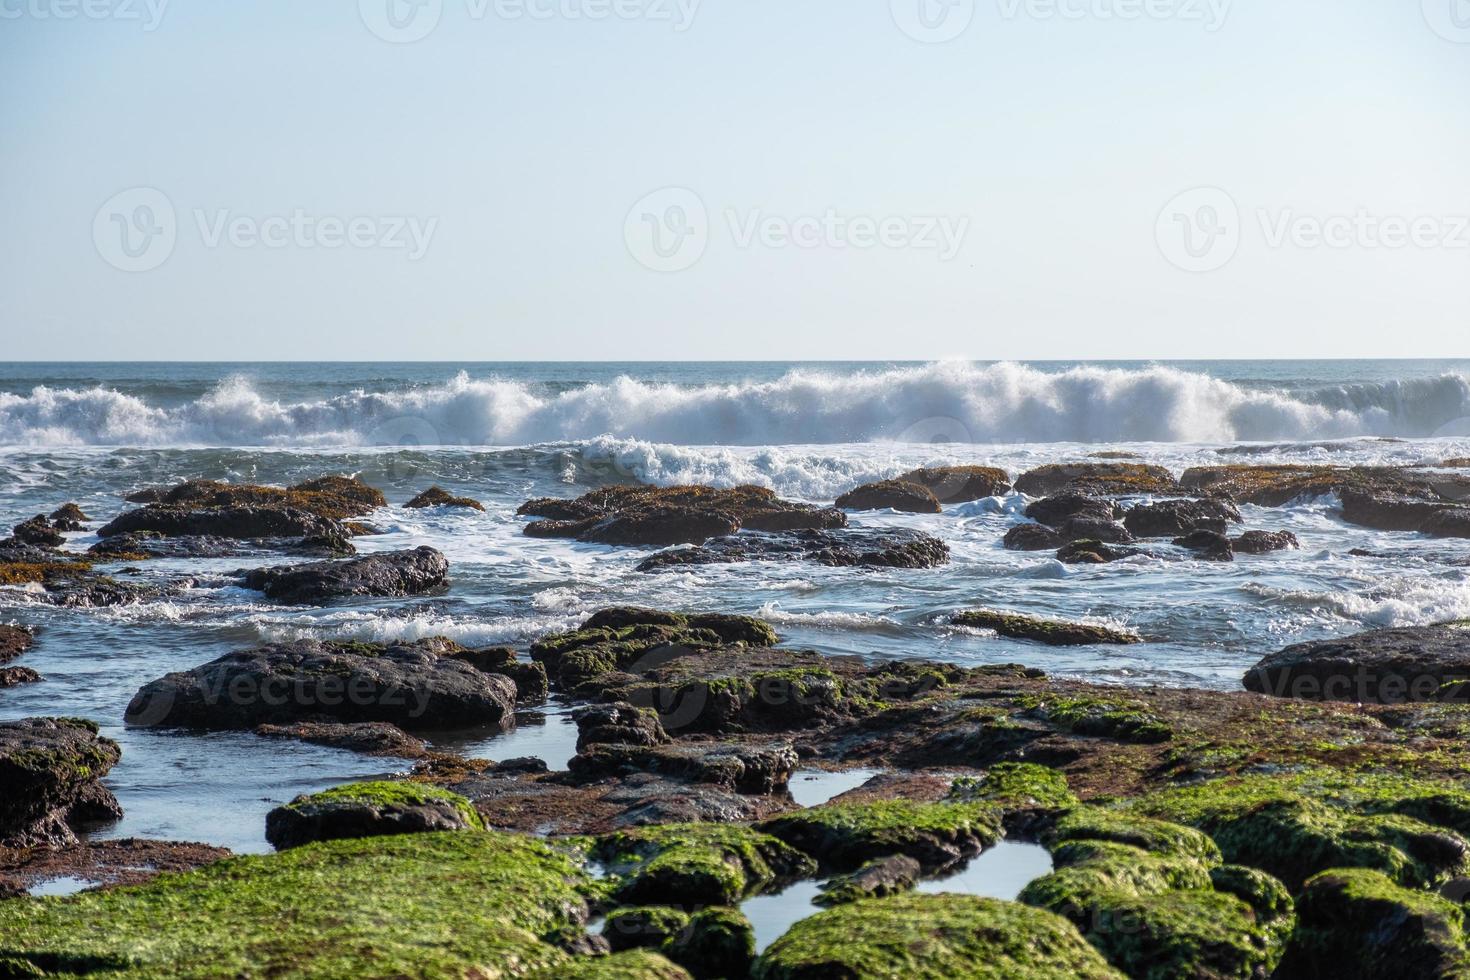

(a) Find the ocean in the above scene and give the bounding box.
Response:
[2,359,1469,852]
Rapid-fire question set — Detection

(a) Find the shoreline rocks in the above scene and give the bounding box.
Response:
[238,546,449,603]
[952,610,1140,647]
[834,479,941,514]
[404,486,485,511]
[0,718,122,848]
[636,527,950,572]
[265,781,484,850]
[1015,462,1179,497]
[520,485,846,546]
[895,465,1011,503]
[1243,623,1470,703]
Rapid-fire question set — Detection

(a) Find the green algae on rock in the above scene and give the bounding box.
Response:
[1017,694,1173,744]
[951,609,1140,647]
[596,823,816,906]
[664,906,756,979]
[757,799,1003,872]
[752,893,1126,979]
[603,906,694,953]
[949,763,1079,812]
[0,830,604,978]
[533,949,694,979]
[265,779,485,850]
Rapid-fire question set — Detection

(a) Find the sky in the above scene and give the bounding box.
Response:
[1,0,1467,361]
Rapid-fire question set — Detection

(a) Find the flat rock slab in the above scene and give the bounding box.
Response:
[0,718,122,848]
[238,546,449,603]
[125,639,516,731]
[1244,624,1470,703]
[0,838,231,899]
[636,527,949,572]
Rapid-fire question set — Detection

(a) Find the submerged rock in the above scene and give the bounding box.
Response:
[570,741,799,794]
[125,638,516,730]
[1015,462,1179,497]
[896,465,1011,503]
[0,624,34,664]
[834,479,942,514]
[1243,624,1470,703]
[519,485,845,547]
[815,853,922,905]
[254,721,430,758]
[1172,529,1235,561]
[952,609,1140,646]
[1340,488,1470,538]
[1024,491,1118,528]
[636,527,950,572]
[404,486,485,511]
[1003,522,1066,551]
[1056,539,1140,564]
[1124,498,1242,538]
[0,717,122,848]
[265,780,484,850]
[238,546,449,603]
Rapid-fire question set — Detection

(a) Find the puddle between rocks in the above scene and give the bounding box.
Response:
[785,768,883,808]
[433,702,581,772]
[741,841,1055,954]
[27,876,97,898]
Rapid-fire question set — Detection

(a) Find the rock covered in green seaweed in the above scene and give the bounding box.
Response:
[596,823,815,906]
[265,779,484,850]
[757,799,1003,872]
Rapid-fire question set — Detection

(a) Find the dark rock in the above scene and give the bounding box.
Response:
[238,546,448,603]
[448,647,548,702]
[0,838,230,897]
[757,799,1003,872]
[834,479,942,514]
[1172,529,1235,561]
[99,476,384,543]
[99,504,341,541]
[48,503,89,530]
[952,610,1140,646]
[1181,464,1443,507]
[896,465,1011,503]
[0,717,122,848]
[13,516,64,548]
[665,906,755,979]
[264,781,483,850]
[1015,463,1179,497]
[603,906,691,954]
[125,638,517,730]
[404,486,485,511]
[253,721,430,758]
[0,666,41,687]
[1056,539,1140,564]
[1024,492,1118,527]
[1341,489,1470,539]
[636,527,950,572]
[816,853,922,905]
[1124,499,1242,537]
[0,624,34,664]
[520,485,845,546]
[1003,523,1065,551]
[574,702,671,750]
[570,741,798,794]
[1243,624,1470,704]
[494,757,549,775]
[1056,517,1134,544]
[1232,530,1300,554]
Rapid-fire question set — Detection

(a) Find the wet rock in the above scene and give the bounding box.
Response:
[238,546,449,603]
[1055,539,1140,564]
[0,717,122,848]
[1024,491,1118,527]
[895,465,1011,503]
[1003,522,1066,551]
[254,721,430,758]
[665,906,755,979]
[952,609,1140,646]
[265,780,484,850]
[758,799,1002,872]
[13,516,65,548]
[1015,463,1179,497]
[1123,498,1242,538]
[99,503,341,542]
[99,476,384,543]
[1341,489,1470,538]
[834,479,941,514]
[0,838,230,897]
[574,702,670,750]
[1056,516,1134,544]
[1232,529,1299,554]
[520,485,845,547]
[571,741,798,794]
[1172,529,1235,561]
[596,823,815,906]
[815,853,922,905]
[448,647,548,702]
[126,638,517,731]
[1243,624,1470,704]
[603,905,692,954]
[404,486,485,511]
[636,527,949,572]
[1180,464,1438,507]
[48,503,89,531]
[0,625,34,664]
[0,666,41,687]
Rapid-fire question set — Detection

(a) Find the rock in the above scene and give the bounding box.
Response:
[1015,463,1179,497]
[238,546,449,603]
[636,527,950,572]
[1123,499,1242,538]
[264,780,484,850]
[99,503,341,541]
[1172,529,1235,561]
[603,905,692,954]
[520,485,846,546]
[596,823,815,906]
[1056,539,1140,564]
[1003,522,1066,551]
[570,741,799,794]
[574,702,670,750]
[952,610,1140,646]
[98,476,384,543]
[12,516,64,548]
[1056,517,1134,544]
[664,906,755,979]
[1444,458,1470,468]
[1180,464,1438,507]
[404,486,485,511]
[448,647,549,702]
[1243,624,1470,704]
[834,479,942,514]
[1341,489,1470,538]
[0,666,41,687]
[1024,491,1118,527]
[48,503,89,530]
[125,638,517,731]
[0,838,230,897]
[896,465,1011,503]
[757,799,1002,872]
[0,624,34,664]
[816,853,922,905]
[0,718,122,848]
[254,721,430,758]
[753,893,1124,979]
[1232,529,1299,554]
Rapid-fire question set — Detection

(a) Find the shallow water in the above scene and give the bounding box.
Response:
[2,361,1468,851]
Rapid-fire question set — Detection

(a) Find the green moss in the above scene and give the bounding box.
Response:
[533,949,693,979]
[530,610,779,688]
[0,831,600,978]
[284,780,484,830]
[664,906,755,979]
[949,763,1079,811]
[603,906,693,952]
[597,824,815,906]
[1017,694,1173,744]
[752,893,1126,979]
[1051,808,1221,865]
[758,800,1003,871]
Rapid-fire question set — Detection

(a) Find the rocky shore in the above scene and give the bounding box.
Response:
[4,463,1470,977]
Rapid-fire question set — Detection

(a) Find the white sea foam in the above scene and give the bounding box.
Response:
[3,363,1469,448]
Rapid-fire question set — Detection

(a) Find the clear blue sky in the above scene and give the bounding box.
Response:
[2,0,1467,360]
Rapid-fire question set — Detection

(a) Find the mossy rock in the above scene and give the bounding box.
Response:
[757,800,1003,872]
[596,823,815,906]
[664,906,755,979]
[265,779,484,850]
[1050,807,1221,865]
[533,949,693,979]
[1018,694,1172,743]
[949,763,1079,812]
[604,906,693,953]
[531,608,778,688]
[951,610,1140,647]
[815,854,922,906]
[1278,868,1470,979]
[0,831,601,977]
[751,893,1126,979]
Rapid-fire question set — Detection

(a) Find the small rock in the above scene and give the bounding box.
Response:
[48,503,90,531]
[254,721,429,758]
[895,466,1012,503]
[1056,539,1140,564]
[404,486,485,511]
[264,780,484,850]
[1003,523,1065,551]
[238,546,449,603]
[1172,529,1235,561]
[0,624,34,664]
[952,610,1139,646]
[1024,492,1117,528]
[637,527,950,572]
[13,515,65,548]
[0,666,41,687]
[834,479,942,514]
[1124,498,1242,537]
[574,702,670,750]
[1232,530,1299,554]
[816,854,922,905]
